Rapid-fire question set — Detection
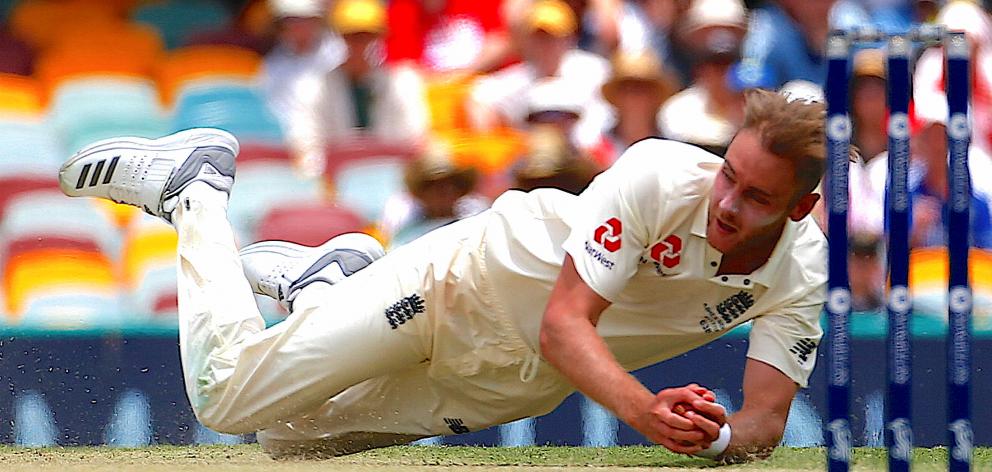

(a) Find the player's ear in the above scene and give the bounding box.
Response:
[789,192,820,222]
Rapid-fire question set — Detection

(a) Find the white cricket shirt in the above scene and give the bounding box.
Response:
[484,139,828,387]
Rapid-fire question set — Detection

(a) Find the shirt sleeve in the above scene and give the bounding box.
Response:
[745,285,825,388]
[561,141,667,301]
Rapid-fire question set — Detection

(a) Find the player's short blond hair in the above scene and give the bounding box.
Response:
[742,89,858,198]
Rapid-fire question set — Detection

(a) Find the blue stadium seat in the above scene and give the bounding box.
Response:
[19,292,124,330]
[0,119,63,176]
[131,0,232,50]
[226,162,323,242]
[333,158,406,222]
[48,77,170,155]
[172,83,283,143]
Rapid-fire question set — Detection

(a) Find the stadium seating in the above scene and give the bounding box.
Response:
[8,0,118,50]
[254,202,370,246]
[3,246,120,326]
[48,77,169,154]
[154,45,261,104]
[909,247,992,319]
[34,46,158,95]
[0,192,120,257]
[226,162,324,242]
[131,0,232,50]
[0,73,43,115]
[323,137,417,222]
[237,143,292,166]
[0,176,59,222]
[172,83,282,143]
[127,264,178,322]
[0,31,34,76]
[0,120,62,174]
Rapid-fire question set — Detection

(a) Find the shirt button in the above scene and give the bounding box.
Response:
[721,276,729,282]
[710,261,718,267]
[744,279,751,285]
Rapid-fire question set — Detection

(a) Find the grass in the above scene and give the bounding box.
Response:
[0,445,989,471]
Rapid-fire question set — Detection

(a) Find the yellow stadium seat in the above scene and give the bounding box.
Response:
[0,73,43,114]
[121,222,178,288]
[155,45,263,105]
[909,247,992,317]
[4,248,117,317]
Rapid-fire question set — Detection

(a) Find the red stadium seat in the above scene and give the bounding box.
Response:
[0,177,58,220]
[238,143,292,166]
[255,202,370,246]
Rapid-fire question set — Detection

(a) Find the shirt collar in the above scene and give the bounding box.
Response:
[691,196,797,288]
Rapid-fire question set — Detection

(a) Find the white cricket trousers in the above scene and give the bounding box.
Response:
[173,185,573,458]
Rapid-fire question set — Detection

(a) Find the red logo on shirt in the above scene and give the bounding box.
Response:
[593,217,622,252]
[650,234,682,268]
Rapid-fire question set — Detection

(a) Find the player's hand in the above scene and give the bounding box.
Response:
[624,384,715,454]
[671,384,727,446]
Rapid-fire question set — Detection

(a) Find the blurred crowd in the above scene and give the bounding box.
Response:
[0,0,990,325]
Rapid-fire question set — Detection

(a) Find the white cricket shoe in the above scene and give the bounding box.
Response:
[239,233,386,310]
[59,128,240,223]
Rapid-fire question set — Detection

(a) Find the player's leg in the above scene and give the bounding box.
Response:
[255,363,437,460]
[58,129,434,434]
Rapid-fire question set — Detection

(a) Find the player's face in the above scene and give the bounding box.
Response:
[707,129,812,259]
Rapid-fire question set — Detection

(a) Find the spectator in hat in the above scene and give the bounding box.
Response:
[618,0,693,87]
[512,124,599,194]
[262,0,345,139]
[384,0,512,75]
[524,78,586,146]
[849,49,889,163]
[657,0,750,156]
[598,49,677,165]
[470,0,611,146]
[379,139,489,248]
[506,0,624,56]
[286,0,430,177]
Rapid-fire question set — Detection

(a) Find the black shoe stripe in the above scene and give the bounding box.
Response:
[89,159,105,187]
[102,156,119,185]
[75,163,92,190]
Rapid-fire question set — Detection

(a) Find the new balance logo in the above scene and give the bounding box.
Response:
[74,156,119,189]
[444,418,470,434]
[385,294,426,329]
[789,338,818,364]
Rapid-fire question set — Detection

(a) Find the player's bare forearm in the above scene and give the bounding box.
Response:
[715,359,799,463]
[541,309,656,419]
[718,406,788,462]
[539,257,655,421]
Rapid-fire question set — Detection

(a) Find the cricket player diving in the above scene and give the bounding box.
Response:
[58,89,852,462]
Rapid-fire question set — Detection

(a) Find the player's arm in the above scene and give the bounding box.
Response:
[540,255,710,454]
[719,359,799,462]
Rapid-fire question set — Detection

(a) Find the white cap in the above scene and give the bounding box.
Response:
[526,78,584,118]
[269,0,325,19]
[682,0,747,34]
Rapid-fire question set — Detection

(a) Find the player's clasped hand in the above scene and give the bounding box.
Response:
[631,383,727,455]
